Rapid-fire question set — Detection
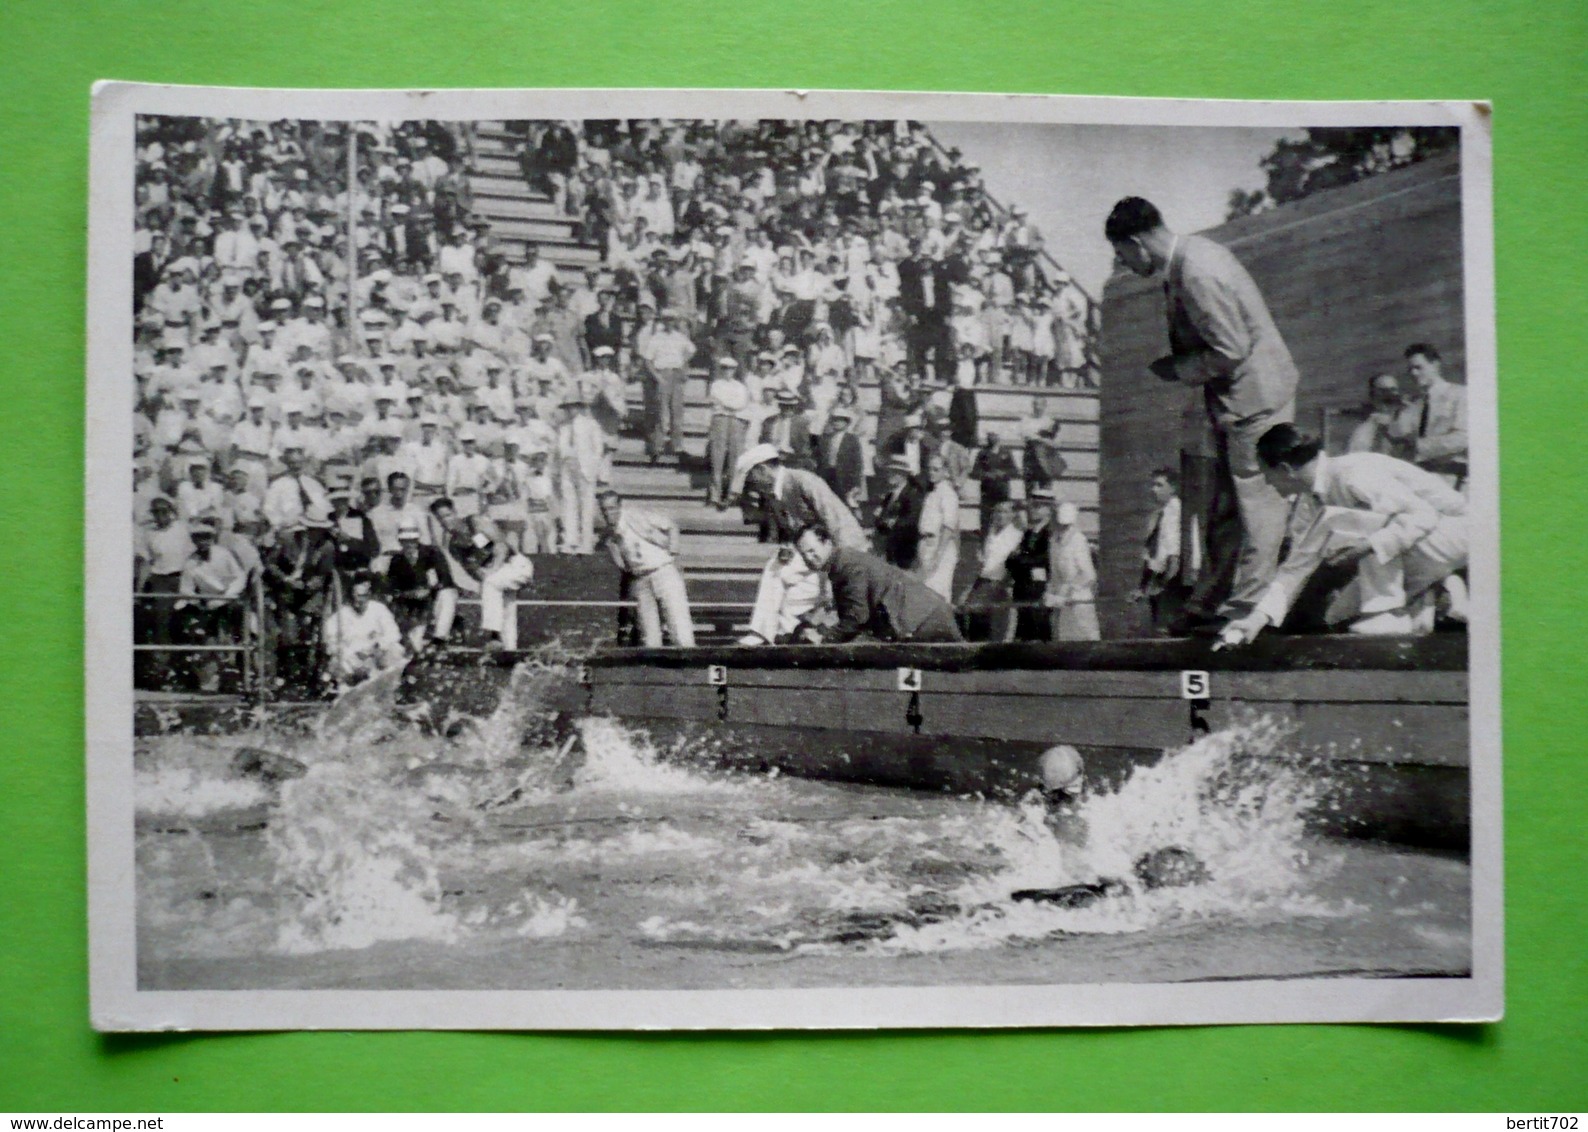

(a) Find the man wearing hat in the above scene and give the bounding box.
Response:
[555,387,604,554]
[134,495,194,682]
[281,293,332,359]
[384,520,458,651]
[1044,501,1100,641]
[705,357,752,508]
[404,415,451,501]
[230,398,276,494]
[730,443,867,647]
[873,454,926,569]
[519,333,572,407]
[582,285,625,369]
[174,515,251,691]
[582,346,628,478]
[760,388,816,471]
[444,428,493,520]
[816,402,866,512]
[715,261,764,370]
[597,489,696,648]
[1004,485,1061,642]
[880,409,927,477]
[175,455,223,522]
[326,476,381,581]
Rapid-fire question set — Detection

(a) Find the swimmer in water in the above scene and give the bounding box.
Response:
[1012,744,1211,907]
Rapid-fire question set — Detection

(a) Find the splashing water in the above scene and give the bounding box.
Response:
[136,680,1468,986]
[872,716,1345,954]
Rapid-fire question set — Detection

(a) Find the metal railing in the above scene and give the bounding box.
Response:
[133,573,271,700]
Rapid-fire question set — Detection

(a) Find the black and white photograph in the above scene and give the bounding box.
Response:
[87,86,1500,1030]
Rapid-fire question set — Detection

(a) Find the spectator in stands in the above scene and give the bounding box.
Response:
[263,520,336,691]
[706,357,751,509]
[1004,486,1059,642]
[1400,343,1467,488]
[1136,466,1189,633]
[1046,501,1099,641]
[959,499,1023,643]
[555,388,604,554]
[915,450,962,600]
[816,404,866,513]
[428,496,535,650]
[597,489,696,648]
[640,309,695,462]
[384,520,457,651]
[1347,374,1416,461]
[761,389,816,470]
[791,524,963,644]
[322,573,406,689]
[872,456,925,570]
[1107,195,1298,635]
[970,432,1020,537]
[173,516,249,692]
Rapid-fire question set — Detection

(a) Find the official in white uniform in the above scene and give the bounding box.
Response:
[1220,423,1468,647]
[598,490,696,648]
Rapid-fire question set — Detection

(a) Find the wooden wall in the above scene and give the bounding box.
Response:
[1097,152,1466,637]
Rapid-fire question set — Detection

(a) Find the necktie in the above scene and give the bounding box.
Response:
[296,476,312,514]
[1419,398,1431,438]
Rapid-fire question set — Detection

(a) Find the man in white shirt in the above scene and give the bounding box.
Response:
[322,574,406,688]
[262,444,333,533]
[509,243,558,308]
[404,416,451,501]
[444,428,493,519]
[1219,424,1468,646]
[639,310,696,459]
[175,457,224,522]
[598,490,695,647]
[555,390,604,554]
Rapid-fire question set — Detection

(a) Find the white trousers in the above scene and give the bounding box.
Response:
[1326,513,1468,624]
[748,552,824,643]
[634,563,696,647]
[560,468,597,553]
[481,555,536,648]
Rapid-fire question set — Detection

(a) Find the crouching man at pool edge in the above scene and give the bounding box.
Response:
[789,523,964,644]
[1217,423,1469,649]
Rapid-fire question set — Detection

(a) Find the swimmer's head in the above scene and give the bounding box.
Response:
[1038,744,1086,805]
[1132,846,1211,891]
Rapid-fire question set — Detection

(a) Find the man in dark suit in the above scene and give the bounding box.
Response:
[896,246,959,383]
[134,234,171,314]
[793,524,963,644]
[582,287,625,370]
[759,390,816,471]
[816,405,866,511]
[872,456,925,570]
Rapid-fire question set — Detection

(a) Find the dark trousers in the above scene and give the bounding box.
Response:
[906,320,956,383]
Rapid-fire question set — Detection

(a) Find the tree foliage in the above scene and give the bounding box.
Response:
[1226,127,1459,221]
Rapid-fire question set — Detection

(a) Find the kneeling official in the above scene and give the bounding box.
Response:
[791,524,964,644]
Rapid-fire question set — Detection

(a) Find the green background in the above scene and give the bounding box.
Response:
[2,0,1584,1112]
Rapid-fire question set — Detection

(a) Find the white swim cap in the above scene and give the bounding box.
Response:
[1038,744,1085,794]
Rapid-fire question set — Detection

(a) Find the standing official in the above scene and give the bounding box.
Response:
[1106,196,1299,632]
[598,490,696,648]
